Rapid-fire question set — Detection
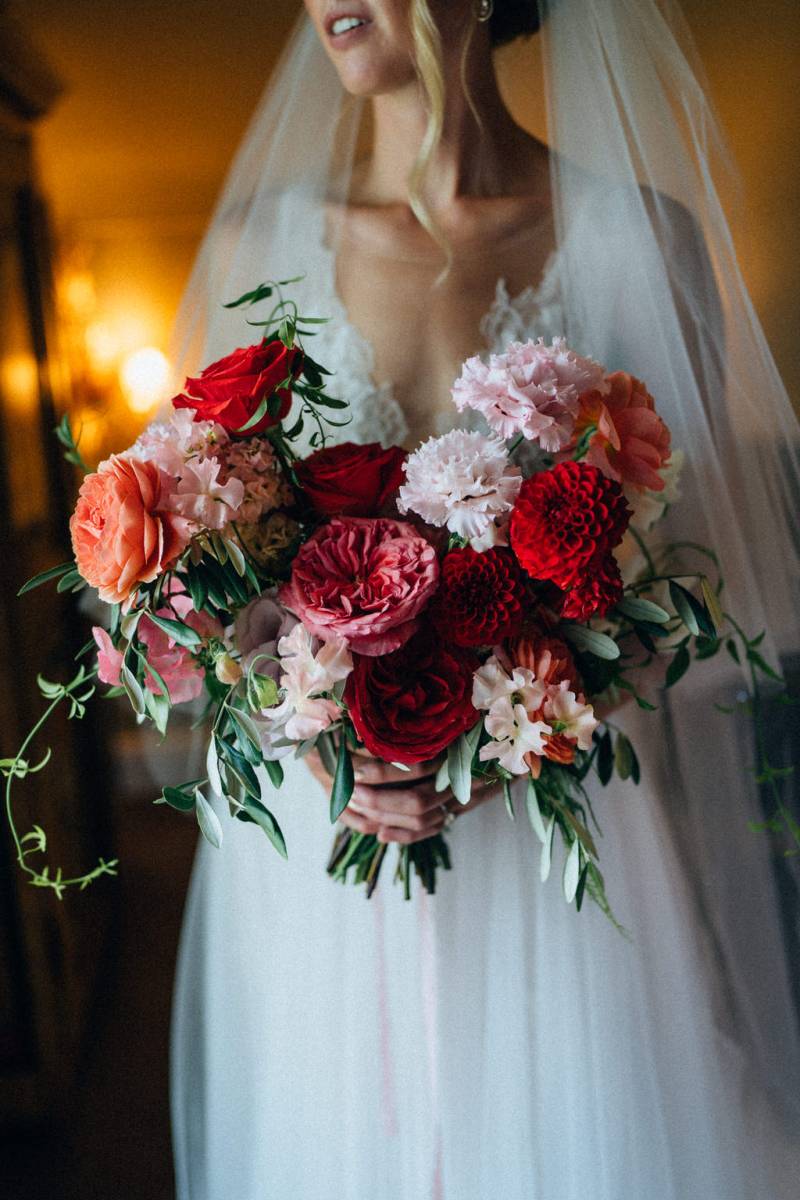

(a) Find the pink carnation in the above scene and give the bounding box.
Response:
[452,337,606,452]
[279,517,439,656]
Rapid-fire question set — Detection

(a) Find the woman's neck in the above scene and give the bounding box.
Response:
[360,34,539,212]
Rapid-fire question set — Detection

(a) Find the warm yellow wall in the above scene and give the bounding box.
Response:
[13,0,800,413]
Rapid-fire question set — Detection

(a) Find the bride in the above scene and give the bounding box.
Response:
[170,2,800,1197]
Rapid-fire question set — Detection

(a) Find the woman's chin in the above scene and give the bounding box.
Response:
[332,55,417,98]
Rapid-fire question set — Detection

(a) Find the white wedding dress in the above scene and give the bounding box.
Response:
[170,214,799,1199]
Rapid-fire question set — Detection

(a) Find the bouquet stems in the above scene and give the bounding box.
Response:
[327,828,452,898]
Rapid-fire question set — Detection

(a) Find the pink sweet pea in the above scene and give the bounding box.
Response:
[165,457,244,530]
[93,626,124,686]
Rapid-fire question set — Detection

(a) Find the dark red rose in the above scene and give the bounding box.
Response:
[560,555,624,620]
[344,631,479,765]
[173,338,302,435]
[295,441,407,517]
[510,461,630,588]
[433,546,526,647]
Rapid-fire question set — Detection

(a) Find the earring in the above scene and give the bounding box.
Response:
[476,0,494,22]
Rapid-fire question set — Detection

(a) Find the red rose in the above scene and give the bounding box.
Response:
[560,555,623,620]
[295,441,407,517]
[510,461,630,589]
[345,631,478,765]
[173,339,302,435]
[434,547,525,647]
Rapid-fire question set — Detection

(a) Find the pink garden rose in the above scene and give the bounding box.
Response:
[279,517,439,656]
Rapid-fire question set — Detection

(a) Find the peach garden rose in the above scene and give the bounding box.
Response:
[70,454,191,604]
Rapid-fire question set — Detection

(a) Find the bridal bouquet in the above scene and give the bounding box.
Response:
[7,279,787,914]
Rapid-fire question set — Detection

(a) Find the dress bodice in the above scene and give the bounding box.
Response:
[306,226,566,451]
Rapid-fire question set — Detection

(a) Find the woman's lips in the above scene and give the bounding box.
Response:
[326,13,373,49]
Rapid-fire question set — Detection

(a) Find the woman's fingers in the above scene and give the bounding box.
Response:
[352,753,441,786]
[348,782,447,824]
[376,818,447,845]
[338,806,381,835]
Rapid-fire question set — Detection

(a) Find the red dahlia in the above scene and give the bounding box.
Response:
[510,461,630,588]
[344,631,478,765]
[561,554,624,620]
[434,546,525,647]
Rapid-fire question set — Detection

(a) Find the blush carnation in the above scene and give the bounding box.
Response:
[71,455,191,604]
[279,517,438,656]
[510,461,630,590]
[434,547,525,647]
[452,337,606,452]
[397,429,521,548]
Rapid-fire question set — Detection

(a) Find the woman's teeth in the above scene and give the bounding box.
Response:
[332,17,366,36]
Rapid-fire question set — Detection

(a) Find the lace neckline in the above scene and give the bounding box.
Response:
[312,205,566,447]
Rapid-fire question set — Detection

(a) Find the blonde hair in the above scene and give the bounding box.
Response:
[409,0,480,274]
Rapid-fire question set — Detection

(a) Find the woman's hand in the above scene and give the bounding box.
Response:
[305,744,499,844]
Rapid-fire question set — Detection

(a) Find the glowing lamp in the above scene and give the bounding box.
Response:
[120,346,170,415]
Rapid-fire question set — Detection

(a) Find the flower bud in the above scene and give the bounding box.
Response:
[215,653,242,686]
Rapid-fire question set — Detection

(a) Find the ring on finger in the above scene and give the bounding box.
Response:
[441,804,457,831]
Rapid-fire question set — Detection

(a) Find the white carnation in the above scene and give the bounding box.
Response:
[397,429,522,546]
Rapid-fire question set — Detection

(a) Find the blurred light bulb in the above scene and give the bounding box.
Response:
[62,272,96,320]
[85,322,120,371]
[120,346,170,414]
[1,352,38,413]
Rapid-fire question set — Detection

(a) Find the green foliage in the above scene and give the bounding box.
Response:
[562,623,620,660]
[54,413,89,471]
[17,560,76,597]
[330,730,355,822]
[4,665,118,897]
